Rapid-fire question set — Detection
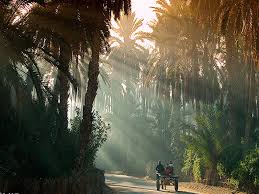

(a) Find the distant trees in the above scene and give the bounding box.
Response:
[110,12,146,79]
[96,12,151,174]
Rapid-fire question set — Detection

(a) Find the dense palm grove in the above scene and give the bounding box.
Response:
[96,0,259,193]
[0,0,130,183]
[0,0,258,194]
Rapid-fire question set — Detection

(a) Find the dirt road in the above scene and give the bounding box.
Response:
[105,174,246,194]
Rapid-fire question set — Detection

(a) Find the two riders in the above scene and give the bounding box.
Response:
[156,160,174,179]
[155,160,178,192]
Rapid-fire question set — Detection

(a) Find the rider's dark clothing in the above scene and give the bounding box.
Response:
[156,164,165,173]
[156,163,165,180]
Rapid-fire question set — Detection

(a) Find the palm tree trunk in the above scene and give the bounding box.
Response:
[245,61,256,144]
[58,45,70,137]
[225,34,243,144]
[207,163,218,185]
[76,31,101,171]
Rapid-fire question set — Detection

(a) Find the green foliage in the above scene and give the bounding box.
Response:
[0,73,109,177]
[85,112,110,168]
[0,78,77,177]
[219,145,243,176]
[182,147,205,182]
[193,156,203,183]
[182,107,230,184]
[70,109,110,169]
[182,148,194,177]
[232,148,259,194]
[216,163,225,179]
[181,105,259,190]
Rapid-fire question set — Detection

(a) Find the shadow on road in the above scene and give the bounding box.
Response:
[106,174,198,194]
[106,174,154,187]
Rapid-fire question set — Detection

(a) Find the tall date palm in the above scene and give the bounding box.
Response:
[1,0,132,172]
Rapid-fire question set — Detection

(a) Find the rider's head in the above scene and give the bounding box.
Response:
[158,160,162,165]
[169,160,173,164]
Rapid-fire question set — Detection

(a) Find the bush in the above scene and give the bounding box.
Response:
[193,156,202,182]
[0,94,109,178]
[0,81,73,177]
[182,147,205,182]
[70,109,110,169]
[182,148,194,178]
[232,148,259,194]
[219,145,243,177]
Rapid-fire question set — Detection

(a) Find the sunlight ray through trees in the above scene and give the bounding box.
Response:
[0,0,258,193]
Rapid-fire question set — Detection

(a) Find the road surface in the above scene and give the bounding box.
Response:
[105,174,246,194]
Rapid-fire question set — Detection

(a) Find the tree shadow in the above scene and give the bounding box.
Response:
[176,191,197,194]
[110,183,198,194]
[106,174,198,194]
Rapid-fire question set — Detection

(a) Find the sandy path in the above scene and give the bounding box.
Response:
[105,174,246,194]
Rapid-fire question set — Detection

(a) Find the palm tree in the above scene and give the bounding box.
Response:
[147,0,220,107]
[23,4,85,135]
[1,0,131,172]
[22,0,132,171]
[109,12,146,82]
[107,12,148,117]
[107,13,150,171]
[0,1,64,107]
[183,108,229,185]
[0,1,72,176]
[188,0,259,144]
[47,0,132,172]
[70,0,132,172]
[188,0,258,62]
